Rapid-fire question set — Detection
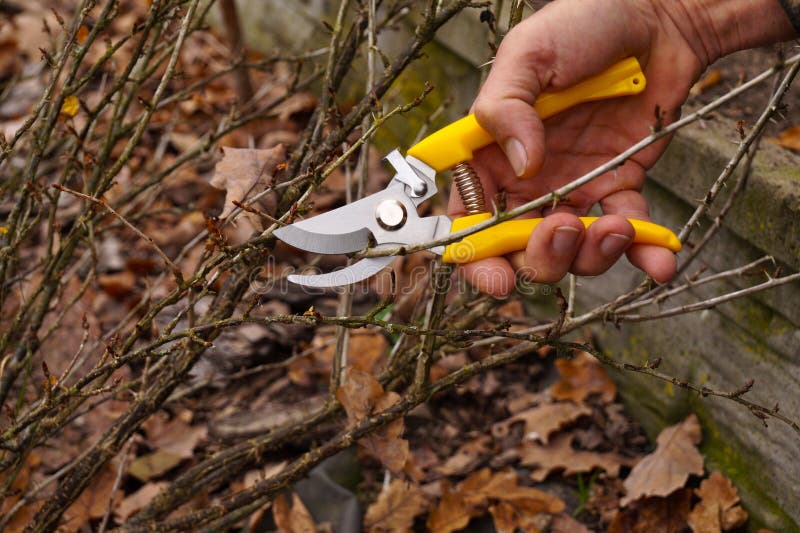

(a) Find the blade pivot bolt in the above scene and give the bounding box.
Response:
[376,200,407,230]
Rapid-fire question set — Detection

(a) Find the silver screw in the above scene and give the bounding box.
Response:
[375,200,407,230]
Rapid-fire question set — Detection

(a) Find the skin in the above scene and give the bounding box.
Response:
[451,0,796,297]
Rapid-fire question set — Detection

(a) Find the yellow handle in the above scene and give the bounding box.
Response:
[442,213,681,263]
[407,57,646,172]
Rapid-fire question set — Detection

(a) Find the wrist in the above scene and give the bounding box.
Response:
[660,0,796,67]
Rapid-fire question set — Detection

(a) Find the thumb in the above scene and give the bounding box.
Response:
[472,0,637,177]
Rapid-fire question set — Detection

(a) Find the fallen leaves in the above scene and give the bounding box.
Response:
[209,144,286,226]
[273,492,317,533]
[492,401,592,444]
[768,125,800,151]
[427,468,564,533]
[621,415,704,506]
[551,352,617,404]
[364,479,428,532]
[336,368,409,475]
[687,471,748,533]
[520,432,637,482]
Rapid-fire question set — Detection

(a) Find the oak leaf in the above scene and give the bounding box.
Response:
[427,469,564,533]
[435,434,492,476]
[336,368,409,474]
[62,464,122,531]
[209,145,285,225]
[621,414,704,507]
[610,488,693,533]
[273,492,317,533]
[687,471,748,533]
[551,352,616,404]
[364,479,428,532]
[520,432,637,482]
[492,401,592,444]
[115,482,168,522]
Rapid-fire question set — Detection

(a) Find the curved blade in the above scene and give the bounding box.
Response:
[274,224,371,254]
[287,256,394,288]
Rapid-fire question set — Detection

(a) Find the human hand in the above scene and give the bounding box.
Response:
[451,0,795,297]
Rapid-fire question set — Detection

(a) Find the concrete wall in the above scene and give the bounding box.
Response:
[578,117,800,530]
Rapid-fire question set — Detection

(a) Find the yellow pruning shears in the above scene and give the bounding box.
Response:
[275,57,681,287]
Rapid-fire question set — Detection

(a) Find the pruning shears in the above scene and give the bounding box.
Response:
[275,57,681,288]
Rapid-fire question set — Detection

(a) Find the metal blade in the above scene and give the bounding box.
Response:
[287,256,395,288]
[274,224,371,254]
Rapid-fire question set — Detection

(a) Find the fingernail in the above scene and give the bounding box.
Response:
[600,233,632,257]
[504,138,527,177]
[552,226,581,256]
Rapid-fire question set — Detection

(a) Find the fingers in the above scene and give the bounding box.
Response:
[521,212,585,283]
[601,189,677,282]
[471,1,640,179]
[570,215,635,276]
[461,257,516,298]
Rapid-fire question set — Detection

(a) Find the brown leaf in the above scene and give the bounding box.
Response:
[436,434,492,476]
[97,271,137,300]
[520,432,636,482]
[428,469,564,533]
[621,415,704,507]
[609,488,692,533]
[128,449,183,482]
[687,471,748,533]
[209,145,285,223]
[142,412,206,459]
[336,367,383,425]
[551,512,592,533]
[364,479,428,532]
[427,481,473,533]
[273,493,317,533]
[62,464,122,531]
[488,501,517,533]
[492,401,592,444]
[551,352,616,404]
[361,391,409,475]
[115,482,168,522]
[768,125,800,151]
[336,369,409,474]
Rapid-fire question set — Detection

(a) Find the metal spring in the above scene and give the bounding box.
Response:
[452,162,485,215]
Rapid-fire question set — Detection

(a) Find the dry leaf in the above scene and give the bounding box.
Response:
[76,25,89,44]
[690,70,723,95]
[62,464,122,531]
[336,368,409,474]
[427,481,473,533]
[128,449,183,482]
[436,434,491,476]
[115,482,168,522]
[551,352,616,404]
[273,492,317,533]
[364,479,428,532]
[609,488,692,533]
[687,471,748,533]
[60,95,79,117]
[142,412,207,459]
[209,145,286,223]
[621,415,704,507]
[428,469,564,533]
[492,401,592,444]
[520,432,636,482]
[768,125,800,151]
[551,512,592,533]
[336,367,383,425]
